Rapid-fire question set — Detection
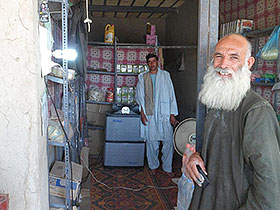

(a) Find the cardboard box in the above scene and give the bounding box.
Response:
[87,112,106,126]
[86,103,112,114]
[88,129,104,156]
[146,35,157,45]
[80,147,89,178]
[49,161,83,200]
[87,103,112,126]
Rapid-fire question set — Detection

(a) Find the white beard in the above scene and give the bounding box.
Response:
[198,61,251,111]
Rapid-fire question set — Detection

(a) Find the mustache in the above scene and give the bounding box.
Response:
[214,68,234,74]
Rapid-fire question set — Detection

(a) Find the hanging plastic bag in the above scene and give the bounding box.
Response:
[257,25,280,61]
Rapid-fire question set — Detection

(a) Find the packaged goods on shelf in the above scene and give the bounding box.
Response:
[116,64,121,72]
[127,64,133,73]
[128,87,135,104]
[51,66,76,80]
[121,64,127,73]
[257,26,280,61]
[145,22,156,36]
[88,86,105,102]
[48,120,74,143]
[254,74,276,84]
[133,65,139,73]
[220,19,253,38]
[146,35,157,45]
[106,88,114,102]
[116,87,122,103]
[121,87,128,104]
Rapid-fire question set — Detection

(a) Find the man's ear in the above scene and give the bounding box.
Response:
[247,56,255,70]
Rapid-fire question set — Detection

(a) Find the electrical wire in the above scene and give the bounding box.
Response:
[80,154,177,192]
[45,78,176,193]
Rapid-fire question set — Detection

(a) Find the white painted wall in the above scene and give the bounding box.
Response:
[0,0,49,209]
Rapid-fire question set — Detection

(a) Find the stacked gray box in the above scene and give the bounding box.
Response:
[104,114,145,167]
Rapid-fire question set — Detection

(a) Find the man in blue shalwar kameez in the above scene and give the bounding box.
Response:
[135,53,178,176]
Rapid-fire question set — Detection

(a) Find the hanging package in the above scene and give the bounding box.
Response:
[104,24,115,43]
[257,25,280,61]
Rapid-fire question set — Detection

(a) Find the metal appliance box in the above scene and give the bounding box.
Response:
[104,113,145,167]
[104,142,145,167]
[105,114,141,141]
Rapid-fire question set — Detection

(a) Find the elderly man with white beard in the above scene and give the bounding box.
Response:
[185,34,280,210]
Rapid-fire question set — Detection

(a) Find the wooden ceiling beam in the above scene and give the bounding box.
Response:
[89,5,178,13]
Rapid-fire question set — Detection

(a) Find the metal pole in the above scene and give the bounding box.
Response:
[62,0,71,208]
[196,0,219,152]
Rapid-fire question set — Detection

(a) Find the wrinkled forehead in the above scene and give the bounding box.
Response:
[215,36,248,56]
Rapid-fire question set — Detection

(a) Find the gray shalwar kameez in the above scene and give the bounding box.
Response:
[189,90,280,210]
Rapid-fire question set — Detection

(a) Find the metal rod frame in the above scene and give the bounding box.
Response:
[62,0,71,208]
[196,0,219,152]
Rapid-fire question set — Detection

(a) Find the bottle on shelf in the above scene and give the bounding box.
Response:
[106,88,114,103]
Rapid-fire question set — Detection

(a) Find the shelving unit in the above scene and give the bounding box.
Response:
[86,40,192,105]
[246,26,280,113]
[85,40,196,159]
[46,74,84,209]
[46,0,86,209]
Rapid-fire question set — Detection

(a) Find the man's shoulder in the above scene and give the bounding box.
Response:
[241,90,274,113]
[160,69,170,74]
[159,69,171,77]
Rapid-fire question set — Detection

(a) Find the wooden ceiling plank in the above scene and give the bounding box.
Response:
[146,0,162,7]
[91,11,103,17]
[119,0,133,6]
[92,0,104,5]
[106,0,118,6]
[132,0,148,6]
[138,12,151,18]
[150,13,162,18]
[127,12,140,17]
[116,12,127,17]
[160,13,168,18]
[159,0,176,7]
[104,12,115,17]
[172,0,184,8]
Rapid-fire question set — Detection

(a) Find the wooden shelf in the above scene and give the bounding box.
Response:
[86,100,113,105]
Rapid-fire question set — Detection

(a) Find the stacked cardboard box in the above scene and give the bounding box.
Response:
[49,161,83,200]
[87,104,112,156]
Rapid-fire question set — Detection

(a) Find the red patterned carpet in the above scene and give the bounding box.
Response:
[90,153,182,210]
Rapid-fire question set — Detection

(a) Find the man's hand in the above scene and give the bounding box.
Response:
[170,114,178,127]
[140,109,148,126]
[186,152,207,187]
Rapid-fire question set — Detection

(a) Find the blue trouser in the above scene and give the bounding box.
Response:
[146,139,174,173]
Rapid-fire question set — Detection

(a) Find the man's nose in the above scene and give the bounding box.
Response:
[219,57,229,69]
